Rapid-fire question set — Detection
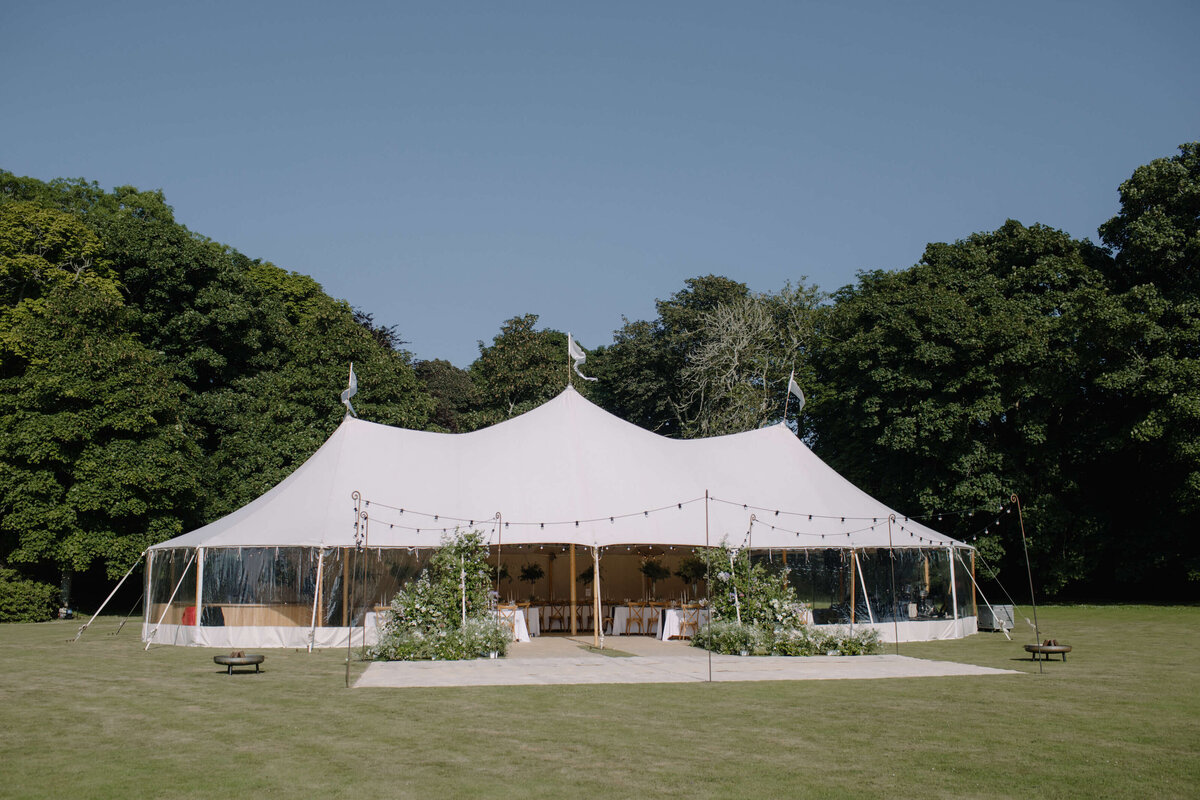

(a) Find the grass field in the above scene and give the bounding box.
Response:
[1,605,1197,799]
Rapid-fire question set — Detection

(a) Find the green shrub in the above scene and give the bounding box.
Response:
[370,530,508,661]
[0,567,58,623]
[692,620,883,657]
[372,617,508,661]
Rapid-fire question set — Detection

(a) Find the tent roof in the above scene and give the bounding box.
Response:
[152,386,963,552]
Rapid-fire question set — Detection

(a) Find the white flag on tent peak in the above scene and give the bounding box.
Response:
[787,372,805,413]
[568,333,598,382]
[341,363,358,416]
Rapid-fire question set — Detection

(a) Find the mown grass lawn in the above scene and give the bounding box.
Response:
[1,605,1197,799]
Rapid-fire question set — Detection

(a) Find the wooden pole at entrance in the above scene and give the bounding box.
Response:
[569,544,578,635]
[849,548,856,625]
[592,547,601,648]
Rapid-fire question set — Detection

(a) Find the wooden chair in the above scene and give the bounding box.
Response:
[677,604,702,639]
[547,603,568,632]
[497,604,519,639]
[575,603,590,632]
[624,602,648,635]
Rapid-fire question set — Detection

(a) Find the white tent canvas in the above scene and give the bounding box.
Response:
[153,386,959,552]
[144,387,975,647]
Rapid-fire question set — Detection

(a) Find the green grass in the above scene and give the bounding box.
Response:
[1,606,1198,799]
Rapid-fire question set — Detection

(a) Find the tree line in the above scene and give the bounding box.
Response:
[1,142,1196,618]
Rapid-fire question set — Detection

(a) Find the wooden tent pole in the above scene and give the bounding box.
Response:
[592,546,601,648]
[849,548,857,626]
[569,544,578,635]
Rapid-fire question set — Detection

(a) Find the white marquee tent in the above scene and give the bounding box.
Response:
[142,387,977,648]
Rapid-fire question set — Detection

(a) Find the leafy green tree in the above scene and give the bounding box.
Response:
[675,282,824,437]
[591,275,750,436]
[1093,142,1200,591]
[0,281,200,603]
[414,359,474,432]
[810,221,1113,593]
[0,173,435,607]
[197,263,433,517]
[0,200,114,311]
[466,314,593,429]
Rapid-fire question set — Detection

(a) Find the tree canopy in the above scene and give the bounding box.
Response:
[3,141,1198,616]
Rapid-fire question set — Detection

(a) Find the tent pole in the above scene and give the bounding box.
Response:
[143,550,153,630]
[341,549,349,628]
[887,517,899,652]
[853,550,874,625]
[1012,492,1042,670]
[950,544,960,638]
[956,550,1010,640]
[145,551,196,650]
[592,546,601,648]
[73,551,146,642]
[849,549,856,628]
[971,550,978,618]
[193,547,205,646]
[569,544,577,636]
[308,549,325,653]
[705,489,711,683]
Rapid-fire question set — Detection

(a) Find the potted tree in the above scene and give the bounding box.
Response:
[640,558,671,600]
[675,555,707,599]
[518,562,545,601]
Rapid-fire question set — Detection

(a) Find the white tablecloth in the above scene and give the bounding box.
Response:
[522,605,540,637]
[658,607,710,640]
[497,606,531,642]
[609,605,663,636]
[533,603,598,632]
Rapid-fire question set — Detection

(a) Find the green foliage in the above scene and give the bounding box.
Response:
[518,562,545,585]
[372,530,507,660]
[674,555,706,585]
[414,358,474,432]
[810,220,1114,593]
[0,280,200,579]
[0,565,58,622]
[692,619,882,656]
[370,616,509,662]
[590,275,750,436]
[638,558,670,583]
[1092,142,1200,591]
[0,172,434,605]
[466,314,595,428]
[589,276,823,438]
[696,542,809,629]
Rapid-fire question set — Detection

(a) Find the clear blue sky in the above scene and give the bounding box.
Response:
[4,2,1197,366]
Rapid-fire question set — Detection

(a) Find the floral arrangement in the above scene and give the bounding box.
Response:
[371,530,508,661]
[689,540,881,657]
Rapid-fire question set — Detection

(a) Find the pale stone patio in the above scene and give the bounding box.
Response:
[354,636,1018,688]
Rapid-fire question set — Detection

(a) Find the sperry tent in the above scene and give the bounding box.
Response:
[143,387,977,648]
